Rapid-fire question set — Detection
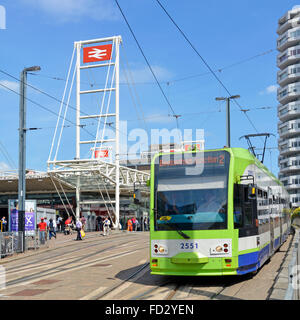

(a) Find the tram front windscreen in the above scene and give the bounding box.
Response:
[154,151,230,231]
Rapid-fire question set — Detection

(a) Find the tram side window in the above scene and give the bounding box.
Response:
[243,187,254,227]
[234,184,243,228]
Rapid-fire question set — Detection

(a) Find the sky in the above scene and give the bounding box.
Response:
[0,0,298,176]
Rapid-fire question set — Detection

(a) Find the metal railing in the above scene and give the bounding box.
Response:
[0,231,49,259]
[0,232,23,258]
[285,229,300,300]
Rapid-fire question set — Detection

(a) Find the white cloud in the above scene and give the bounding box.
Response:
[21,0,119,22]
[266,85,278,93]
[144,113,175,124]
[259,84,278,95]
[121,65,174,84]
[0,80,19,92]
[0,162,12,171]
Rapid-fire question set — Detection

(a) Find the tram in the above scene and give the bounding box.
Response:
[149,148,290,276]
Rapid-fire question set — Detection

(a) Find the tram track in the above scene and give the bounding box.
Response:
[3,236,142,275]
[1,244,149,293]
[126,274,244,301]
[1,236,149,292]
[91,262,151,300]
[0,232,143,266]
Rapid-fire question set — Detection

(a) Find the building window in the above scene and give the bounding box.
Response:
[279,54,288,63]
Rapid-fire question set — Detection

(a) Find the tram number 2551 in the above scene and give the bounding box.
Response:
[180,242,199,250]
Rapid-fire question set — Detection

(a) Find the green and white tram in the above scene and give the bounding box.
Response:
[149,148,290,276]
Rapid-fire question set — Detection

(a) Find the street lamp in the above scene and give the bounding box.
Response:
[18,66,41,252]
[215,95,240,147]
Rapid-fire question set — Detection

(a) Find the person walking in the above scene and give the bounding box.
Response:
[103,217,111,236]
[96,215,102,232]
[38,218,47,245]
[80,216,86,231]
[1,216,7,232]
[48,218,56,240]
[57,216,62,232]
[44,217,49,240]
[132,217,137,232]
[127,218,133,232]
[52,218,57,237]
[75,219,82,241]
[143,216,148,231]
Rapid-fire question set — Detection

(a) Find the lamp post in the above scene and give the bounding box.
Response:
[18,66,41,252]
[215,95,240,148]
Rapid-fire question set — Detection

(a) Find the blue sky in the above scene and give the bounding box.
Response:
[0,0,298,175]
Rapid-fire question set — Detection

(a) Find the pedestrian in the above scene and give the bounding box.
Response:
[144,217,148,231]
[96,215,102,232]
[127,218,133,232]
[80,216,86,230]
[132,217,137,232]
[44,217,49,240]
[76,219,82,240]
[38,218,47,245]
[57,216,62,232]
[103,217,111,236]
[49,218,56,240]
[1,216,7,232]
[52,218,57,237]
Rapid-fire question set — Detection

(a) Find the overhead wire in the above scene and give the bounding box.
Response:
[29,48,276,86]
[0,69,127,141]
[0,81,78,128]
[0,68,139,142]
[0,140,17,169]
[155,0,262,138]
[121,46,149,133]
[114,0,181,135]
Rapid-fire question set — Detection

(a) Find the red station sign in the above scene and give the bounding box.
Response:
[83,44,112,63]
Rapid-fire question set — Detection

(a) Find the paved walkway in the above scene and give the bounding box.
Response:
[0,230,149,300]
[0,231,296,300]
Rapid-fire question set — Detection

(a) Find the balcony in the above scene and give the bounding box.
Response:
[279,155,300,174]
[277,83,300,105]
[278,119,300,139]
[277,17,300,35]
[291,197,300,207]
[277,27,300,52]
[277,45,300,69]
[277,63,300,86]
[279,137,300,156]
[278,101,300,121]
[277,7,300,35]
[280,174,300,190]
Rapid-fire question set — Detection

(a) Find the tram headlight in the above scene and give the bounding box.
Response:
[215,246,223,252]
[158,246,165,253]
[153,243,168,255]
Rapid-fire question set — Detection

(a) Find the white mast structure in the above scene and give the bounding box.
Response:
[48,36,149,228]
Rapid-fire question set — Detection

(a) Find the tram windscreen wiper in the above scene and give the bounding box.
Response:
[164,223,190,239]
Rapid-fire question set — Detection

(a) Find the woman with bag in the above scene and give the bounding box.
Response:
[76,219,82,241]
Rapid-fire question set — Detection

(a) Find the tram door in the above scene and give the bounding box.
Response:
[269,209,274,254]
[234,184,258,237]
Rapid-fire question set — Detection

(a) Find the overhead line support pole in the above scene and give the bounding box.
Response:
[18,66,40,252]
[75,42,81,220]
